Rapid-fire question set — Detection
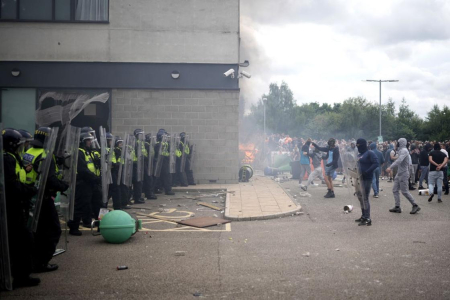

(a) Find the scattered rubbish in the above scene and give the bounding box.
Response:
[175,251,186,256]
[295,212,303,216]
[136,212,178,223]
[193,292,203,297]
[289,205,292,207]
[275,178,280,182]
[229,237,233,240]
[302,252,310,257]
[177,204,182,207]
[117,266,128,270]
[190,213,195,217]
[244,239,248,243]
[213,214,218,218]
[299,192,312,197]
[418,189,429,196]
[159,204,166,207]
[294,195,297,198]
[178,216,230,228]
[335,248,340,251]
[140,209,146,212]
[220,210,224,214]
[212,200,218,203]
[197,202,223,211]
[413,241,426,244]
[186,191,189,194]
[344,205,353,213]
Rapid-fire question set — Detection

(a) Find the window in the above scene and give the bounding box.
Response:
[0,88,37,135]
[0,0,109,22]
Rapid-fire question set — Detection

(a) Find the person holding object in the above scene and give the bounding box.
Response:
[427,143,448,203]
[300,143,325,191]
[355,139,378,226]
[299,138,312,186]
[386,138,421,214]
[312,138,340,198]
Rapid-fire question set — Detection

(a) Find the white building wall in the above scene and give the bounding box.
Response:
[0,0,239,63]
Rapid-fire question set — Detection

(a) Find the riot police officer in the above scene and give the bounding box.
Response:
[67,133,100,236]
[18,129,33,154]
[132,129,146,204]
[2,129,39,288]
[154,129,175,195]
[22,127,69,272]
[144,133,157,200]
[112,137,132,210]
[180,132,196,185]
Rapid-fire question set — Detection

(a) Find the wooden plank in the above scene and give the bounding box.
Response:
[197,202,223,211]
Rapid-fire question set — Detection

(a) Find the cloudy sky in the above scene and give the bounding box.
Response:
[239,0,450,118]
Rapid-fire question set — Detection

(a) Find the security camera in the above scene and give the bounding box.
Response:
[239,71,251,78]
[224,69,235,78]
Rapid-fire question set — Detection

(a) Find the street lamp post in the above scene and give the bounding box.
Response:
[262,97,268,164]
[364,79,399,141]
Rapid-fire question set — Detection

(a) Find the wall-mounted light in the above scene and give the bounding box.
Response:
[11,69,21,77]
[171,70,180,79]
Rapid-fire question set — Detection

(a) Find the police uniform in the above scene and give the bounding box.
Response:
[132,130,146,204]
[154,131,174,195]
[143,136,157,199]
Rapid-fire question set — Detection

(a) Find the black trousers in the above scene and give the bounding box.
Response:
[132,165,143,201]
[33,197,61,267]
[155,157,172,193]
[91,183,103,220]
[143,172,155,197]
[68,181,93,230]
[185,158,195,185]
[120,184,130,207]
[7,213,33,280]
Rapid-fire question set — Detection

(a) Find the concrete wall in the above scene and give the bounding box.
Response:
[0,0,239,63]
[111,89,240,184]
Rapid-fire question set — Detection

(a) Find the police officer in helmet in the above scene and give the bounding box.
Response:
[154,129,174,195]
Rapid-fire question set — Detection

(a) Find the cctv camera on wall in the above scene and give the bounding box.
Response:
[224,69,235,78]
[239,71,251,78]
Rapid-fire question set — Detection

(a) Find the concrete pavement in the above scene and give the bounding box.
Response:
[173,174,301,221]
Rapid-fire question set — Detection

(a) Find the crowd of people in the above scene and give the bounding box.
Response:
[265,133,450,226]
[2,126,195,290]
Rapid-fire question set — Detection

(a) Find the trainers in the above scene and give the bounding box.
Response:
[69,229,82,236]
[409,186,416,191]
[374,194,379,198]
[410,205,421,214]
[134,199,145,204]
[325,191,335,198]
[438,199,442,203]
[355,217,365,222]
[322,180,326,185]
[428,194,434,202]
[33,263,59,273]
[147,194,157,200]
[13,276,41,288]
[389,207,402,213]
[358,218,372,226]
[165,191,175,195]
[418,186,425,190]
[301,185,307,192]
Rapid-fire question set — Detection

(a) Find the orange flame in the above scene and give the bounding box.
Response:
[239,143,258,164]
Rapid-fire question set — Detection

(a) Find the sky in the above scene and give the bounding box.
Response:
[239,0,450,118]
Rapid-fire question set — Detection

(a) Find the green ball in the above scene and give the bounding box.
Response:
[99,210,138,244]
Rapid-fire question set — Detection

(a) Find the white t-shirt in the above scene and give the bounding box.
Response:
[441,149,449,157]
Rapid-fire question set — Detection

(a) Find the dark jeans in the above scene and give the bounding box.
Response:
[372,167,380,195]
[68,181,93,230]
[359,179,372,219]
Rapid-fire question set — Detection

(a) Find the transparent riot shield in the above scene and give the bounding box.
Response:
[180,134,189,172]
[136,133,144,182]
[146,136,155,177]
[29,127,59,233]
[169,134,180,174]
[117,134,127,186]
[55,125,80,255]
[189,143,196,171]
[153,134,167,178]
[340,146,367,210]
[107,135,116,185]
[0,124,12,291]
[122,134,135,187]
[99,126,109,205]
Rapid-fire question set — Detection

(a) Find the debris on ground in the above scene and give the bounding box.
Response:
[193,292,203,297]
[116,266,128,270]
[302,252,310,257]
[197,202,223,211]
[299,192,312,197]
[175,251,186,256]
[159,204,166,207]
[295,212,303,215]
[335,248,340,251]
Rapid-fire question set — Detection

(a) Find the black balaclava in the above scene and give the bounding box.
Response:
[328,138,336,149]
[356,138,368,153]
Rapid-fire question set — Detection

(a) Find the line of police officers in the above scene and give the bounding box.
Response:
[2,126,195,289]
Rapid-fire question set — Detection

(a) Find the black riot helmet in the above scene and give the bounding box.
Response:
[81,126,94,134]
[2,129,24,153]
[115,136,123,148]
[18,129,33,142]
[180,132,186,143]
[31,127,52,148]
[145,133,152,143]
[134,128,144,137]
[106,132,113,140]
[79,132,94,149]
[156,129,166,142]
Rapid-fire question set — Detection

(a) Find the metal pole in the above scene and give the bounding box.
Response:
[263,101,266,163]
[379,80,382,138]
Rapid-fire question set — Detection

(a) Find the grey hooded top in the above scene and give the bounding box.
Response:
[389,138,410,175]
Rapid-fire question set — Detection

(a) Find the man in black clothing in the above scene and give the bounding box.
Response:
[427,143,448,203]
[418,143,432,189]
[2,129,40,288]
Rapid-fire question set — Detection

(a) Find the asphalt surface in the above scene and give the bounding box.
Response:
[2,176,450,299]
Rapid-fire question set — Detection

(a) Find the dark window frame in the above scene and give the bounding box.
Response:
[0,0,109,23]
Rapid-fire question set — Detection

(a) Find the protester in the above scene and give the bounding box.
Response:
[419,143,432,189]
[427,143,448,203]
[312,138,340,198]
[369,143,384,198]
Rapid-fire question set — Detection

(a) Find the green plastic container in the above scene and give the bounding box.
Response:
[97,210,142,244]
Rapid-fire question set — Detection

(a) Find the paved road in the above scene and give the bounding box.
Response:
[2,177,450,299]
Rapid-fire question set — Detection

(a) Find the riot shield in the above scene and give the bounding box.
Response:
[58,126,80,222]
[29,127,59,233]
[189,143,196,171]
[180,134,189,172]
[169,134,180,174]
[339,146,367,210]
[153,134,167,178]
[136,132,144,182]
[99,126,109,205]
[117,134,127,186]
[122,134,135,187]
[107,135,116,185]
[146,136,155,177]
[0,124,12,291]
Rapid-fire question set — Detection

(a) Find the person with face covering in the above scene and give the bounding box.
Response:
[312,138,340,198]
[386,138,421,214]
[355,139,378,226]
